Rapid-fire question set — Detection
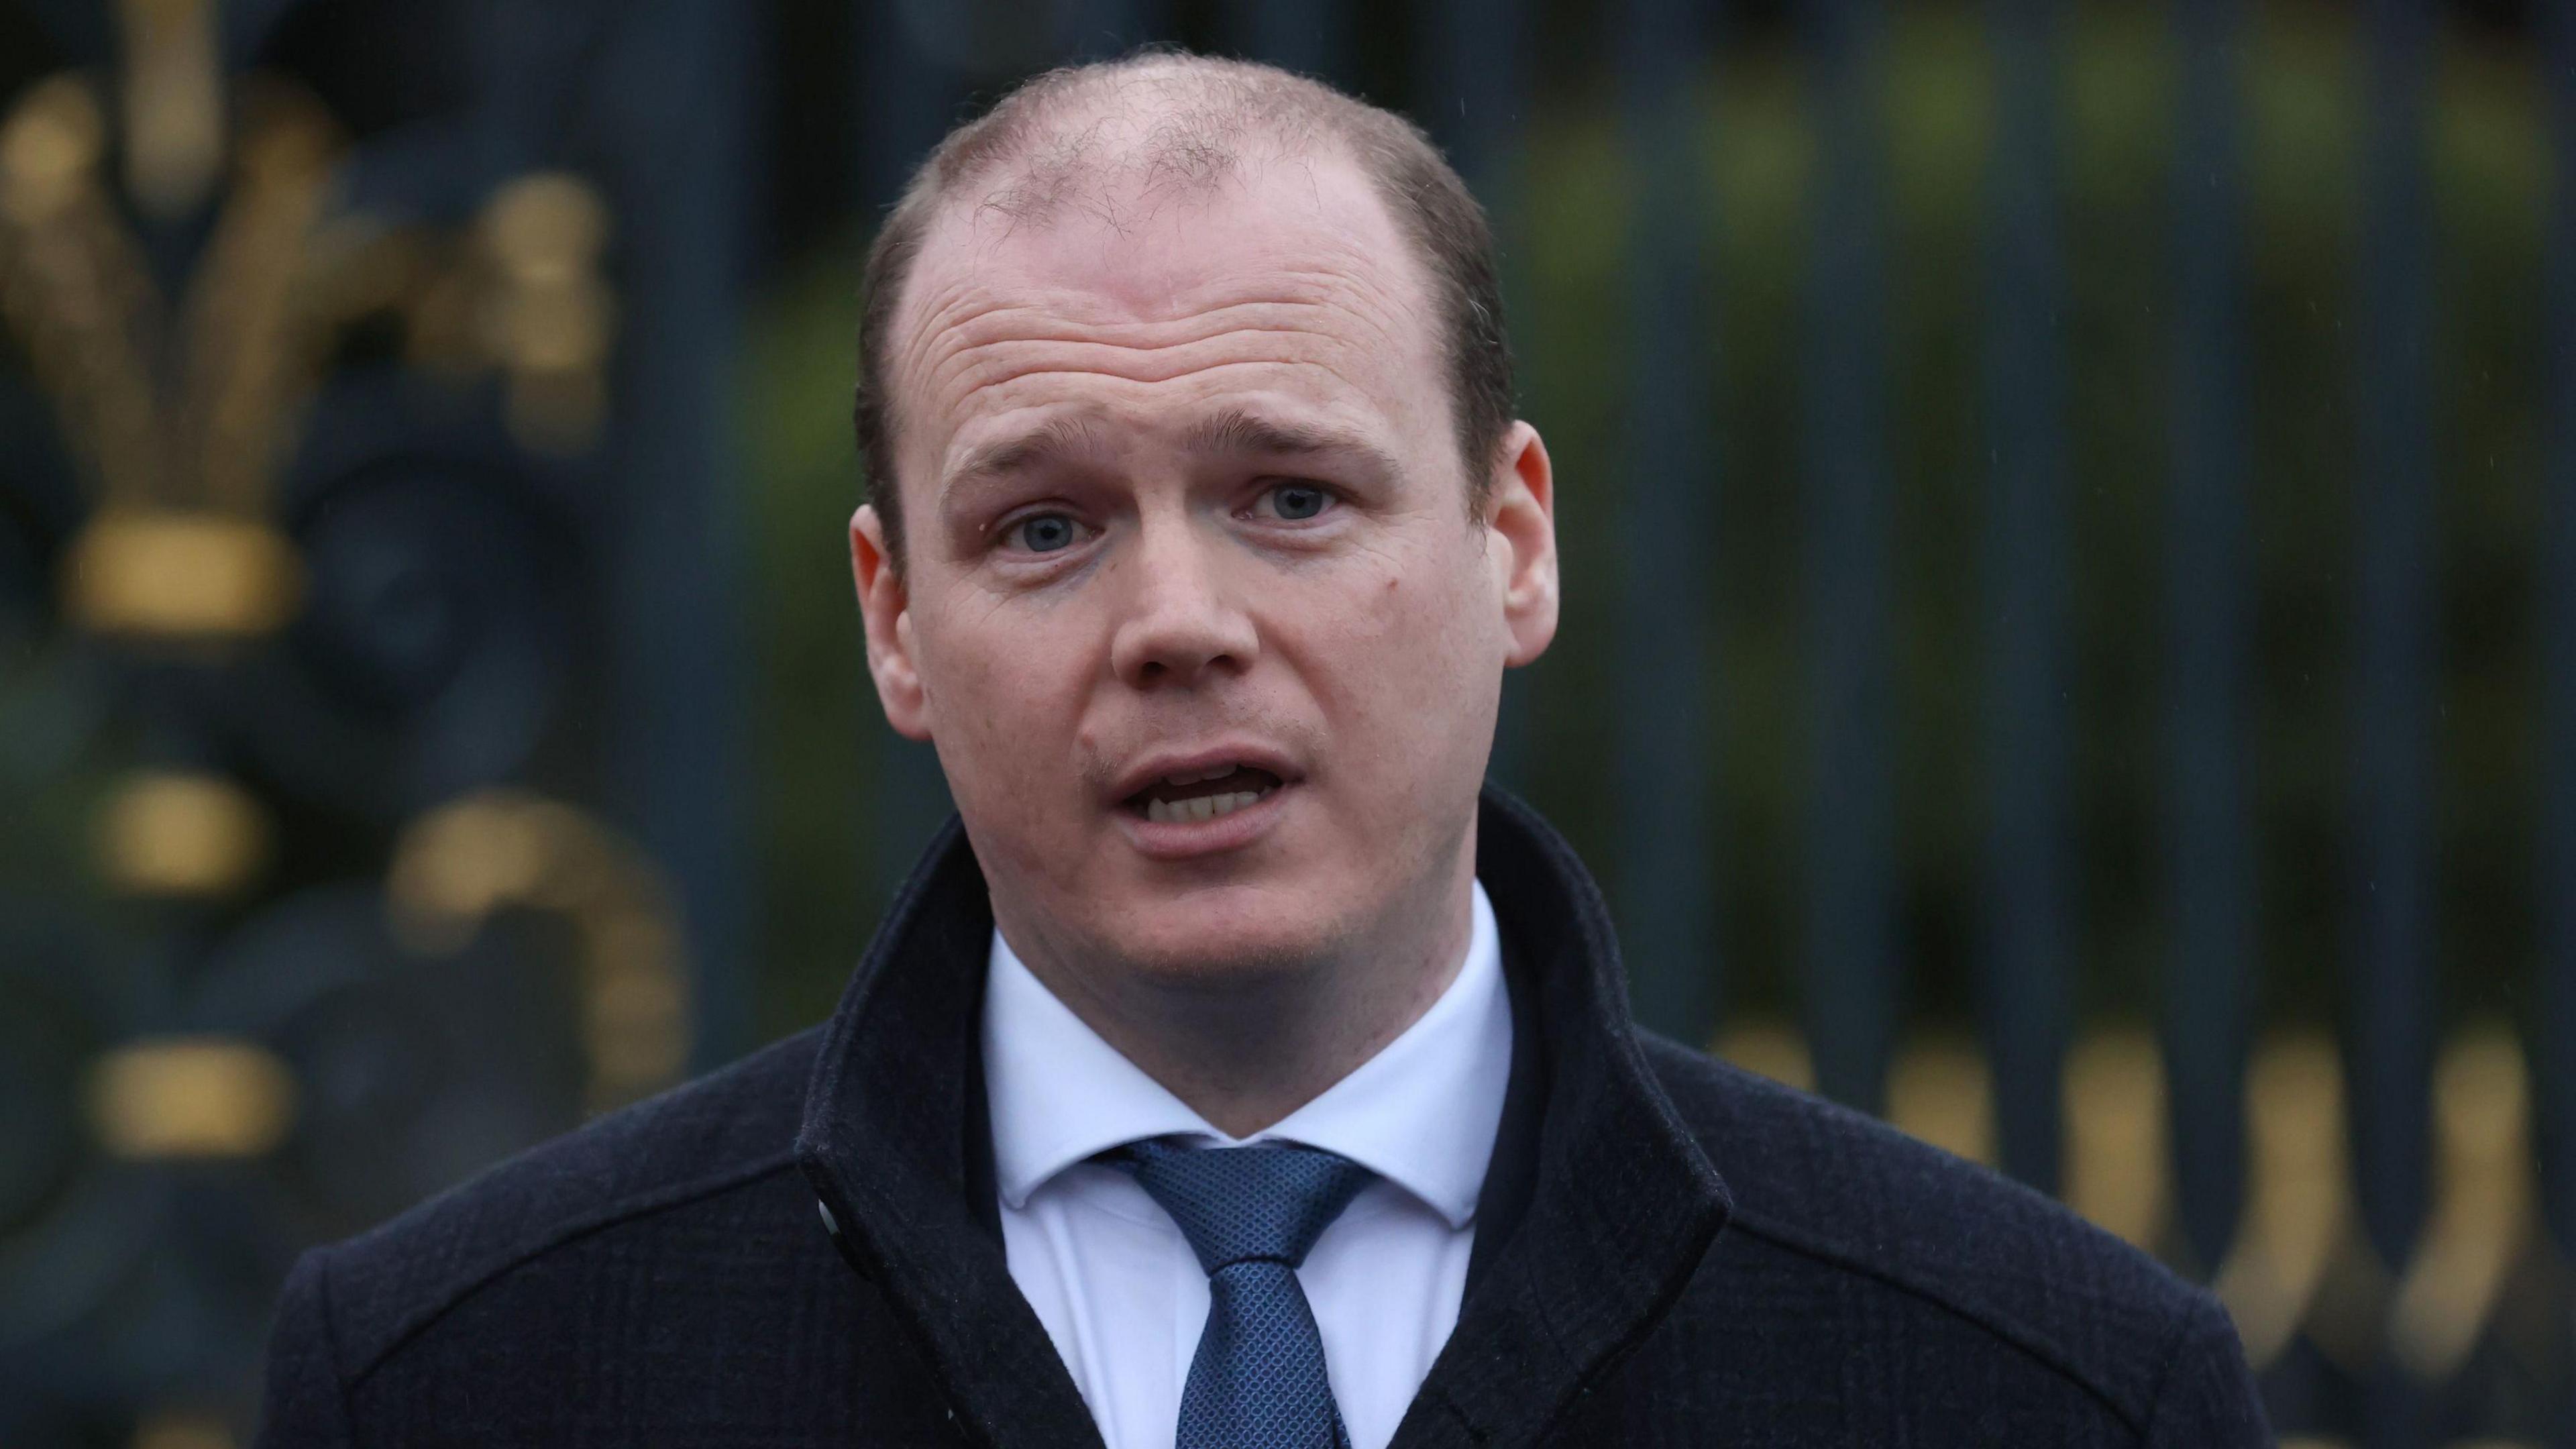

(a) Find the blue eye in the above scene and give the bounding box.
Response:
[1007,513,1081,553]
[1267,484,1330,521]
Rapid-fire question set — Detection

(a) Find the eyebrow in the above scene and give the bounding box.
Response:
[942,415,1113,502]
[939,407,1403,506]
[1178,409,1401,480]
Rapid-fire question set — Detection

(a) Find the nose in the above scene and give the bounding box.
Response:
[1108,517,1258,690]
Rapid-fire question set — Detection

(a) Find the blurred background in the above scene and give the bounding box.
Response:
[0,0,2563,1444]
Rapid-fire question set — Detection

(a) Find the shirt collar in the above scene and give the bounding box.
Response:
[982,879,1511,1230]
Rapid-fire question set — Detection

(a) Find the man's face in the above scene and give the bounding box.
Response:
[852,145,1557,990]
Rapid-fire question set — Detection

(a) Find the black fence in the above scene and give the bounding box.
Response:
[2,1,2569,1446]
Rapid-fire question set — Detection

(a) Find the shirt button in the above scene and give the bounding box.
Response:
[817,1199,840,1236]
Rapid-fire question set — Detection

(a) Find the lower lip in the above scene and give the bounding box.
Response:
[1118,784,1293,861]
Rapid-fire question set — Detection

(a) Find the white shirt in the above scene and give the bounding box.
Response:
[982,880,1511,1449]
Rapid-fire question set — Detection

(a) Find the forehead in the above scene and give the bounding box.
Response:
[886,146,1449,488]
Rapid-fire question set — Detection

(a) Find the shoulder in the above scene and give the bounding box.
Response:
[289,1025,827,1381]
[1635,1032,2245,1435]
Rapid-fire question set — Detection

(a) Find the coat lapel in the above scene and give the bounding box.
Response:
[1390,789,1735,1449]
[795,787,1732,1449]
[794,816,1105,1449]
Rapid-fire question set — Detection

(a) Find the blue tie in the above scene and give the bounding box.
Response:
[1112,1138,1376,1449]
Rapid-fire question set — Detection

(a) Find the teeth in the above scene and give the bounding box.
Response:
[1143,790,1267,825]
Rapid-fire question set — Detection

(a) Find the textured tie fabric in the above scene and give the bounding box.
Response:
[1110,1138,1377,1449]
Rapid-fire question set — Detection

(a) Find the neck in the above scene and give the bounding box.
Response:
[1002,851,1477,1139]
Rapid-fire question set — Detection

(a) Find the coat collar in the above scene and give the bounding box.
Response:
[795,784,1733,1449]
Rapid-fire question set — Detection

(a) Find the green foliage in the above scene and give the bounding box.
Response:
[738,244,875,1038]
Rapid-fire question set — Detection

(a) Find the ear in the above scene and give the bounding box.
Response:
[1485,421,1559,667]
[851,504,933,740]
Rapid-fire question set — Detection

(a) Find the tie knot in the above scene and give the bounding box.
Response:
[1112,1139,1375,1275]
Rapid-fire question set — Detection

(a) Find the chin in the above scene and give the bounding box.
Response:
[1092,896,1350,991]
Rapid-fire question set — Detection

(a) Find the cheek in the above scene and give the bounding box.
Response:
[916,601,1095,817]
[1291,541,1499,788]
[1374,571,1489,708]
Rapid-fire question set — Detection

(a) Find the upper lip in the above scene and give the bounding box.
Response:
[1108,740,1305,806]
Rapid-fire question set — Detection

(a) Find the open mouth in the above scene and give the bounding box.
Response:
[1123,763,1286,824]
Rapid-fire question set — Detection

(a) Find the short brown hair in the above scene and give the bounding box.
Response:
[853,50,1515,568]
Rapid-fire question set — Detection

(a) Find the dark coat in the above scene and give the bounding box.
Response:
[256,787,2270,1447]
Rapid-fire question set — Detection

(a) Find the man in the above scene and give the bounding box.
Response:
[258,52,2268,1448]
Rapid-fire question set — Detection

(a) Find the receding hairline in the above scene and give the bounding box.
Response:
[889,121,1437,386]
[913,54,1377,227]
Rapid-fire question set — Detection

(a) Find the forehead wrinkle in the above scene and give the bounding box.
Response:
[930,299,1410,383]
[914,274,1428,425]
[892,160,1446,483]
[930,325,1389,427]
[894,283,1039,406]
[926,296,1366,388]
[940,360,1380,455]
[930,327,1326,410]
[885,285,1013,459]
[941,298,1353,359]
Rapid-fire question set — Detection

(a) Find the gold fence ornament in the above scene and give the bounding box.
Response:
[479,172,615,453]
[2214,1032,2360,1369]
[2062,1028,2168,1252]
[0,76,168,508]
[132,1409,235,1449]
[62,508,304,640]
[118,0,225,219]
[180,80,343,519]
[87,1036,297,1159]
[1712,1017,1816,1093]
[1693,1015,2563,1392]
[94,768,270,897]
[1,73,106,218]
[1,71,344,553]
[1888,1032,1996,1168]
[3,66,623,625]
[2387,1023,2535,1382]
[387,789,692,1110]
